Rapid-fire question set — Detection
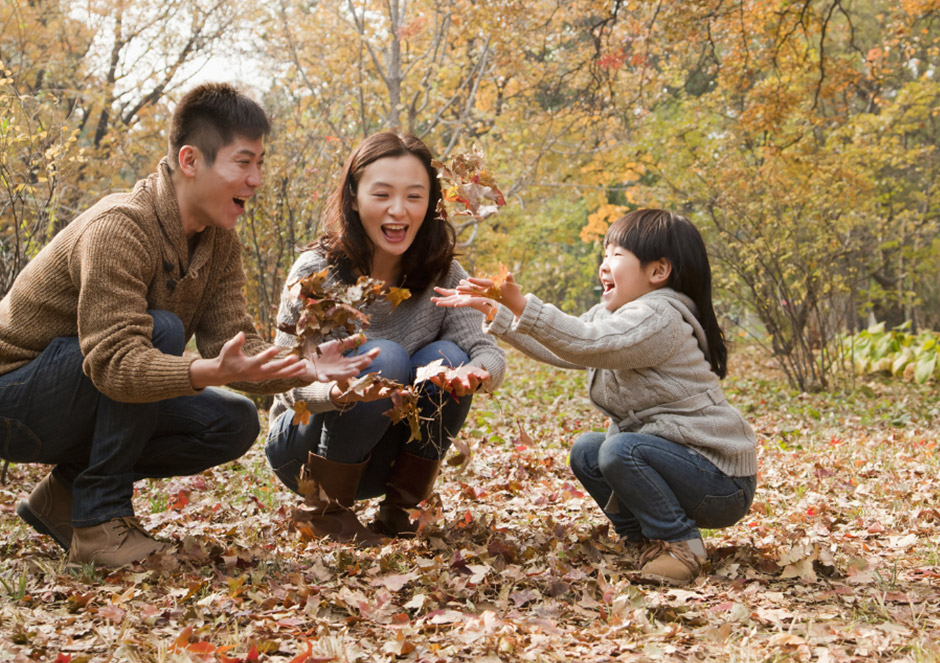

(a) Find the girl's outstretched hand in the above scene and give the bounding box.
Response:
[432,272,526,319]
[431,287,498,320]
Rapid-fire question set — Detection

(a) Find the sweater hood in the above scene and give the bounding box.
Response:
[639,288,710,359]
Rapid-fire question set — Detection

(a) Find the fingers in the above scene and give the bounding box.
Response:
[341,333,367,351]
[309,346,378,382]
[464,276,494,288]
[316,334,365,357]
[220,331,247,356]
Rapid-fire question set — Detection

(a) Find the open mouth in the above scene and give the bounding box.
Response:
[233,197,247,210]
[602,280,615,294]
[382,223,408,242]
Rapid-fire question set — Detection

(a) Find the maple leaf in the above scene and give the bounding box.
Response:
[291,400,312,426]
[383,387,422,442]
[447,434,472,473]
[472,262,509,302]
[432,146,506,222]
[338,372,402,400]
[284,269,418,358]
[385,286,411,308]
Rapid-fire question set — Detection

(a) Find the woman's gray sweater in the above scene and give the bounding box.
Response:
[485,288,757,477]
[270,251,506,423]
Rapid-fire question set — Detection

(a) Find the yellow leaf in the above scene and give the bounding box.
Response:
[385,286,412,308]
[291,401,311,426]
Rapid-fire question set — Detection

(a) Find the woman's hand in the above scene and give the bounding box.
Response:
[329,374,396,406]
[303,334,380,382]
[444,365,491,396]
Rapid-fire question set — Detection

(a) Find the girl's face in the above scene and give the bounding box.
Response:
[598,244,662,311]
[353,154,430,273]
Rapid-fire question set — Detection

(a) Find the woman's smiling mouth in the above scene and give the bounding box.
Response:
[382,224,408,241]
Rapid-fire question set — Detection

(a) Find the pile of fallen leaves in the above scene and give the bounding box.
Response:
[2,344,939,662]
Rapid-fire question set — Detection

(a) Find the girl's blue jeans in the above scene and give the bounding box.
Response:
[0,310,259,527]
[569,431,756,543]
[265,338,473,500]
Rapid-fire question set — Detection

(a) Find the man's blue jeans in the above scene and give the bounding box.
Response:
[265,339,473,499]
[569,432,756,543]
[0,311,259,527]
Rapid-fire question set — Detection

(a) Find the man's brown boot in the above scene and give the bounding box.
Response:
[638,539,706,586]
[293,452,386,547]
[68,517,167,567]
[371,452,440,537]
[16,472,73,551]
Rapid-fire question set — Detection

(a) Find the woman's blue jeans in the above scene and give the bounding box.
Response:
[0,311,259,527]
[569,432,756,543]
[265,339,473,500]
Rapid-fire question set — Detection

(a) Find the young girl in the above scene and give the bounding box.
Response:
[433,209,757,585]
[266,131,505,546]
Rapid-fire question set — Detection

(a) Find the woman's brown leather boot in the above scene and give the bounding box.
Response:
[293,452,386,547]
[371,451,441,537]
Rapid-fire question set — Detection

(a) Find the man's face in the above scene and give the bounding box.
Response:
[184,135,264,236]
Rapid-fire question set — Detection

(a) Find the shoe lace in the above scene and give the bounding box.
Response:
[113,516,152,537]
[638,540,667,567]
[639,539,700,573]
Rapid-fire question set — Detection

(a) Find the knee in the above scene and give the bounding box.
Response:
[569,432,604,477]
[365,339,410,382]
[263,414,294,466]
[149,310,186,356]
[228,396,261,459]
[597,435,633,477]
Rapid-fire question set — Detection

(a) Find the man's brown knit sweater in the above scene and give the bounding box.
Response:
[0,158,297,403]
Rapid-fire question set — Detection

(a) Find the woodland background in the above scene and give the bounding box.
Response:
[2,0,939,392]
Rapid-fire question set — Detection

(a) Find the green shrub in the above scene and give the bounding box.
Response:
[844,322,939,384]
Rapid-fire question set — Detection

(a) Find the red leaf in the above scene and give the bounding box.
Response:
[168,490,190,511]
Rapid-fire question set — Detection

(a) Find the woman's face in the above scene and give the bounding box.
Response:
[353,154,430,273]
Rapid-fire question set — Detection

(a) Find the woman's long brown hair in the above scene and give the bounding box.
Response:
[312,131,456,292]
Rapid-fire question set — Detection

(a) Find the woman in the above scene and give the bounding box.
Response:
[266,131,505,546]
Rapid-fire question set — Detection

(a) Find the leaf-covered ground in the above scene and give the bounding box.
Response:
[2,345,939,662]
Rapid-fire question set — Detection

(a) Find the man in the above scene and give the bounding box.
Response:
[0,83,376,567]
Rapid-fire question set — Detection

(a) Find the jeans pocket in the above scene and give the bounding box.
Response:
[1,418,43,462]
[691,489,750,529]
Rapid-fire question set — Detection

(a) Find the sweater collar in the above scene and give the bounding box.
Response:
[153,158,188,264]
[153,157,214,274]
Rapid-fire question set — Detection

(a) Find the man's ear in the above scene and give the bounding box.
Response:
[177,145,199,177]
[649,258,672,285]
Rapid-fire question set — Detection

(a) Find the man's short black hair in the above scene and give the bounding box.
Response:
[168,83,270,167]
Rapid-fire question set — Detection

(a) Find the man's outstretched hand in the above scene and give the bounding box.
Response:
[189,333,379,390]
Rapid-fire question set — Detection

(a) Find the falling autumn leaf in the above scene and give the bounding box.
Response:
[291,400,312,426]
[432,146,506,223]
[385,286,412,308]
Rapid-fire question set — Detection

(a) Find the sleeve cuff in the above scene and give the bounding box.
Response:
[482,304,515,335]
[512,294,542,335]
